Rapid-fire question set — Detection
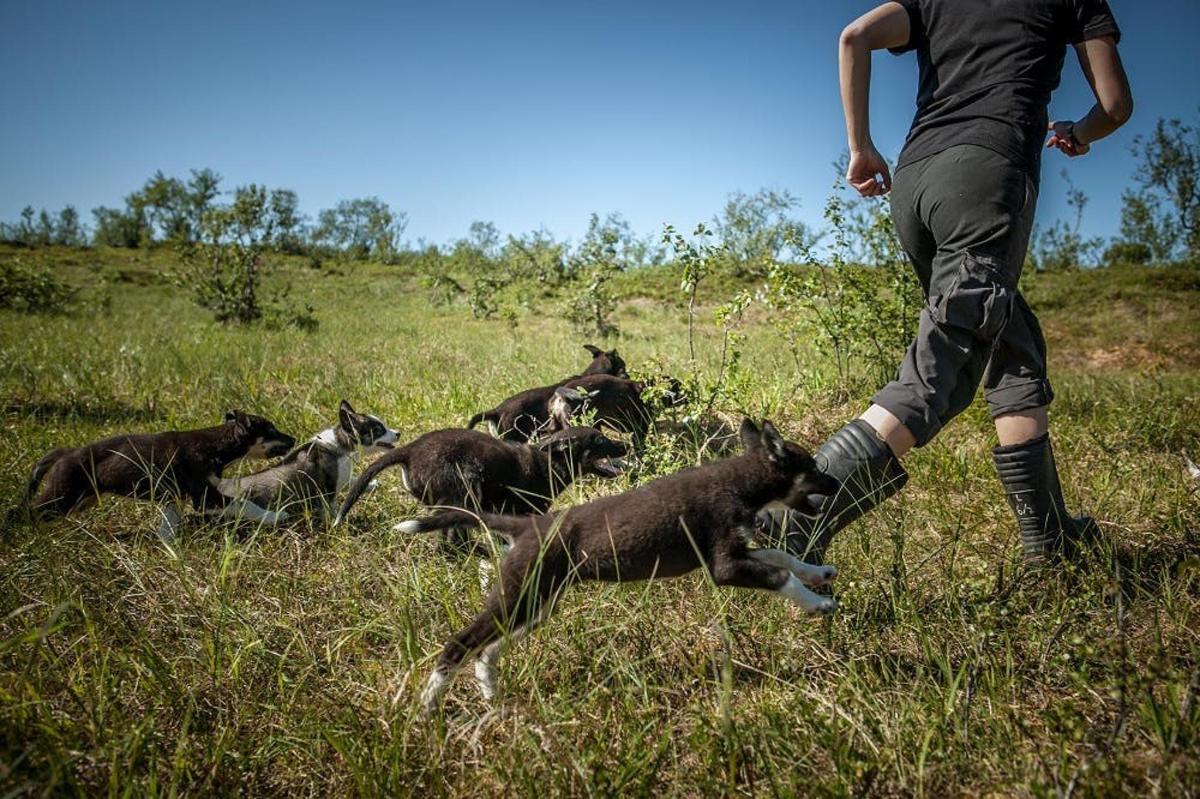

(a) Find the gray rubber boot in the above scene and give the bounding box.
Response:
[757,419,908,564]
[992,433,1096,563]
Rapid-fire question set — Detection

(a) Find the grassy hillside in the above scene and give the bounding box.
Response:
[1,245,1198,795]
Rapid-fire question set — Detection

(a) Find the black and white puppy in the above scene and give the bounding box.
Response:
[397,419,839,714]
[20,411,296,542]
[219,400,398,520]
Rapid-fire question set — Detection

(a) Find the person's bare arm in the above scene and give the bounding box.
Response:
[1047,36,1133,158]
[839,3,911,196]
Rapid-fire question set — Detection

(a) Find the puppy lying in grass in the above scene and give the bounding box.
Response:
[333,426,628,550]
[467,344,628,442]
[218,399,398,522]
[18,411,296,542]
[397,418,840,715]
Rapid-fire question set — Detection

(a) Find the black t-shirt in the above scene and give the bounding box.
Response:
[889,0,1121,179]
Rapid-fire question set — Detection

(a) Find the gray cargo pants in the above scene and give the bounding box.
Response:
[873,144,1053,447]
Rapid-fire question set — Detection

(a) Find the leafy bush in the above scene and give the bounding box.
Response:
[766,191,920,389]
[563,213,625,337]
[1111,114,1200,266]
[0,257,79,314]
[1029,170,1103,271]
[175,190,318,330]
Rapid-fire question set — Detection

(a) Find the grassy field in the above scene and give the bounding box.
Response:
[1,245,1199,796]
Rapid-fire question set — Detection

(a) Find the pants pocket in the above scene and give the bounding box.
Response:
[932,252,1015,341]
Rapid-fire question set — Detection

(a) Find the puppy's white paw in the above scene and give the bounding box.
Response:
[810,597,838,617]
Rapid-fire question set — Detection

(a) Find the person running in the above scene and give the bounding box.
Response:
[772,0,1133,564]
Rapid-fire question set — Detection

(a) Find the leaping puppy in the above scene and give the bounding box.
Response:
[219,400,398,521]
[398,418,840,715]
[19,411,296,542]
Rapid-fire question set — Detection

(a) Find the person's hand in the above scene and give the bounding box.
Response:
[846,144,892,197]
[1046,121,1090,157]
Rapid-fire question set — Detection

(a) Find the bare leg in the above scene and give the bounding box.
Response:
[859,404,916,458]
[748,548,838,587]
[994,406,1048,446]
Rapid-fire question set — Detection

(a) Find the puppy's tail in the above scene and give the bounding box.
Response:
[396,509,533,543]
[332,445,409,526]
[467,409,498,432]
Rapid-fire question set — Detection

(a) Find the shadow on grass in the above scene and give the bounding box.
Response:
[3,396,161,425]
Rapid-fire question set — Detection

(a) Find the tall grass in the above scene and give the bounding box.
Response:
[1,247,1198,795]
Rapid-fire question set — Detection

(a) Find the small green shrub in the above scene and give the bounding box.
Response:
[0,257,78,314]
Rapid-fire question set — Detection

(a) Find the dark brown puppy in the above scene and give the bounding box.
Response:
[400,418,840,714]
[332,426,628,548]
[21,411,296,539]
[551,374,654,443]
[467,344,627,442]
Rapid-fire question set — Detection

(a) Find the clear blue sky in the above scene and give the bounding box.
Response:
[1,1,1195,248]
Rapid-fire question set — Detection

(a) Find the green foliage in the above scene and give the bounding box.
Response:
[1031,170,1104,272]
[176,195,317,330]
[1113,114,1200,266]
[312,197,405,259]
[664,222,724,361]
[1,205,88,247]
[712,188,815,277]
[502,228,570,285]
[0,256,78,313]
[766,191,920,389]
[562,213,625,337]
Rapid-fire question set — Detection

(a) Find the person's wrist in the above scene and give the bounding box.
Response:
[1066,121,1086,148]
[849,140,875,156]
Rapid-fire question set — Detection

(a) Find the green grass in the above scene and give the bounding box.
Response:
[1,246,1198,796]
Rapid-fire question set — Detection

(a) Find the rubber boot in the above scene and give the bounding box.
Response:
[757,419,908,564]
[992,433,1096,563]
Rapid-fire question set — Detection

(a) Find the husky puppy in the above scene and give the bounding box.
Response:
[20,411,295,541]
[218,400,398,520]
[398,419,840,715]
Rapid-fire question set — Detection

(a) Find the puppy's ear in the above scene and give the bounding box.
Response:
[338,399,356,428]
[225,410,250,433]
[739,418,761,452]
[760,420,788,462]
[583,344,602,357]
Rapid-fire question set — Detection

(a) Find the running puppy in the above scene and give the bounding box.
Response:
[21,411,296,541]
[218,400,398,520]
[333,426,627,547]
[467,344,628,442]
[400,418,840,714]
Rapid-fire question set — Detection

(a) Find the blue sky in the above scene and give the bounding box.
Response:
[1,1,1195,248]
